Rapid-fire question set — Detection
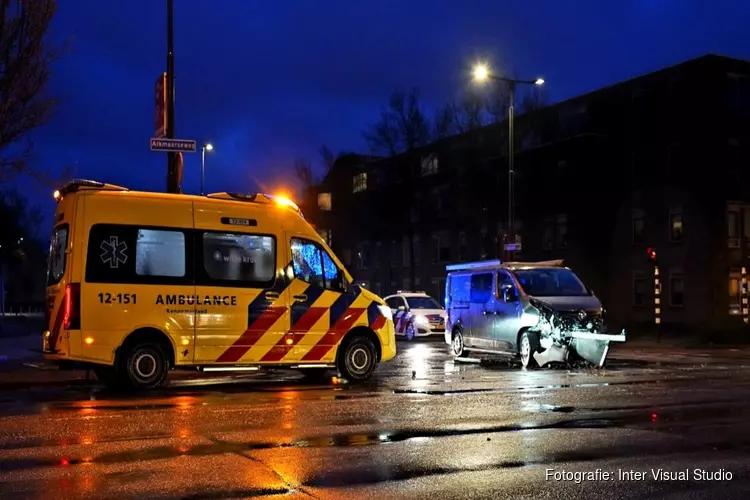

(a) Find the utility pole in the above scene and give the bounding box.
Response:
[507,82,515,262]
[165,0,178,193]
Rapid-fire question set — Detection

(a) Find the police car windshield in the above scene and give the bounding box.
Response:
[406,296,442,309]
[513,268,589,297]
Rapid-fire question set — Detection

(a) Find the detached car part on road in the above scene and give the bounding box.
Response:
[444,259,626,368]
[42,180,396,390]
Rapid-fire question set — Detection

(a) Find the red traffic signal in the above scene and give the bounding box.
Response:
[646,247,657,263]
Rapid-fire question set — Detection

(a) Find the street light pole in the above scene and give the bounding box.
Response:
[472,64,544,259]
[201,143,213,195]
[165,0,178,194]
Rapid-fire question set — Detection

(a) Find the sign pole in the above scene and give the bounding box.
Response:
[165,0,179,194]
[742,266,748,324]
[654,264,661,343]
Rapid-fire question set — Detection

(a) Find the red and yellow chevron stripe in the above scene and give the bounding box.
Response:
[215,280,389,364]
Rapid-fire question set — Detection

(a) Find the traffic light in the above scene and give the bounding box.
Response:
[646,247,658,264]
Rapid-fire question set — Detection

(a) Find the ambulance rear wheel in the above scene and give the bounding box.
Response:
[120,343,169,390]
[337,335,377,382]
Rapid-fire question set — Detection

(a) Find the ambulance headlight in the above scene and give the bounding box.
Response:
[414,315,429,325]
[377,305,393,321]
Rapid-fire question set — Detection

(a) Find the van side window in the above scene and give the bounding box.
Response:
[470,273,492,303]
[202,232,275,283]
[321,250,340,289]
[449,275,471,303]
[136,229,185,278]
[86,224,190,285]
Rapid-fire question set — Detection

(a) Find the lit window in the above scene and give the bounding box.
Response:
[316,228,331,246]
[669,206,684,242]
[317,193,332,211]
[353,173,367,193]
[729,269,742,315]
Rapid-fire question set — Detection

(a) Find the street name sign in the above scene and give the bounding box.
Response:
[150,138,197,153]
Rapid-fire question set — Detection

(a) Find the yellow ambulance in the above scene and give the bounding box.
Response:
[43,180,396,390]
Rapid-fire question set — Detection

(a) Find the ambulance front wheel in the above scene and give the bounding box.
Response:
[337,334,378,382]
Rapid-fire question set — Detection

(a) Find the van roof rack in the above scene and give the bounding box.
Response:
[206,192,304,217]
[504,259,565,268]
[55,179,129,198]
[445,259,502,272]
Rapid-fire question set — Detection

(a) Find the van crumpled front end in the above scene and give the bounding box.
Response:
[528,299,626,367]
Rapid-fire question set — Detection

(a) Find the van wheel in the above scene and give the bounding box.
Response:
[336,335,377,383]
[120,343,169,390]
[519,331,540,369]
[452,330,469,358]
[299,368,331,381]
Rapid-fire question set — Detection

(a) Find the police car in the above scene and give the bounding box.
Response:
[384,291,446,340]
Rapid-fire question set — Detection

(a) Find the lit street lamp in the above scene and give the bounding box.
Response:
[473,63,545,257]
[201,143,213,195]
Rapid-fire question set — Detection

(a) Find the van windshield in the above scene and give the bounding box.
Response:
[47,225,69,286]
[512,268,589,297]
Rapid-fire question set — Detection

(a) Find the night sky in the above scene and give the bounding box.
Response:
[11,0,750,232]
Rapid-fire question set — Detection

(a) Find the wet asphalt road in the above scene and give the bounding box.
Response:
[1,338,750,499]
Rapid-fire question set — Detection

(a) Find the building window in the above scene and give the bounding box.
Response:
[317,193,332,211]
[729,269,742,315]
[341,248,351,267]
[669,272,684,307]
[412,235,421,266]
[458,232,468,261]
[356,242,370,270]
[402,278,410,291]
[728,208,740,248]
[353,173,367,193]
[402,236,410,267]
[556,215,568,248]
[374,242,381,269]
[390,241,399,267]
[669,206,684,242]
[633,274,647,307]
[420,154,438,176]
[432,233,451,263]
[542,220,553,250]
[632,209,645,244]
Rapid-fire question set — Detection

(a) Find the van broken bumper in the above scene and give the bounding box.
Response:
[533,330,626,368]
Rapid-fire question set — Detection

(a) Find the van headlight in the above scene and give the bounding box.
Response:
[414,315,428,325]
[377,305,393,321]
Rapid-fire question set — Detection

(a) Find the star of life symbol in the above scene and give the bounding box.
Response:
[100,236,128,268]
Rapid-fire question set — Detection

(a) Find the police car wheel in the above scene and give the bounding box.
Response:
[519,331,540,369]
[452,331,469,358]
[337,336,377,382]
[123,343,169,390]
[405,323,416,340]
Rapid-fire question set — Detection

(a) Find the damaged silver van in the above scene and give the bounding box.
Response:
[444,259,626,368]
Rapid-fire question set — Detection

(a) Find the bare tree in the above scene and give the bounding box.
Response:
[293,158,315,195]
[0,0,60,182]
[519,85,549,114]
[362,88,433,290]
